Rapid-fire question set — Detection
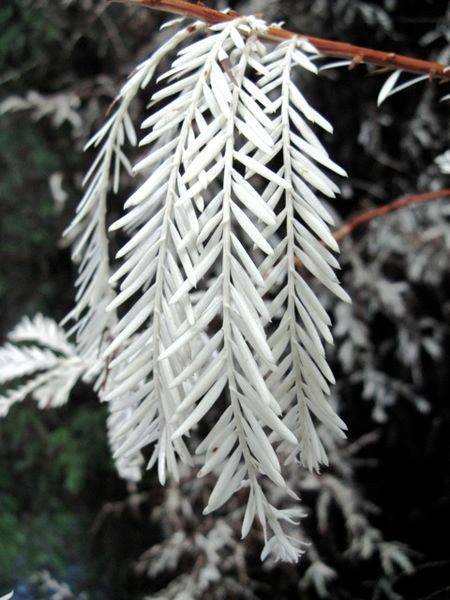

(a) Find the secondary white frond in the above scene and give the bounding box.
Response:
[8,313,74,355]
[0,344,60,384]
[0,316,84,417]
[0,315,139,484]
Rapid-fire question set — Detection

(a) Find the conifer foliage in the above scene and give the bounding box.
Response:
[0,13,381,562]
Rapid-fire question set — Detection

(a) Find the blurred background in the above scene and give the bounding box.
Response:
[0,0,449,598]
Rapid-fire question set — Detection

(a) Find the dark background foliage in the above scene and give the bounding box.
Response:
[0,0,449,598]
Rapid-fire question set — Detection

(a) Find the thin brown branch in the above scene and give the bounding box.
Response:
[293,189,450,271]
[333,189,450,241]
[112,0,450,80]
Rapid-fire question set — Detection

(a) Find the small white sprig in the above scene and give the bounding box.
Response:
[0,315,84,417]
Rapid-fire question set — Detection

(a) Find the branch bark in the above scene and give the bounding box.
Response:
[333,189,450,241]
[112,0,450,80]
[293,189,450,271]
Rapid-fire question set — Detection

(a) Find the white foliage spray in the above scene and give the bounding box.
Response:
[0,16,349,562]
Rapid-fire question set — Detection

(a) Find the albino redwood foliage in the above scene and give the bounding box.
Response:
[2,3,449,597]
[1,15,353,561]
[0,315,84,417]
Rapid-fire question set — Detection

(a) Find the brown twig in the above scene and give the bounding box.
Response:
[333,189,450,241]
[291,190,449,271]
[111,0,450,80]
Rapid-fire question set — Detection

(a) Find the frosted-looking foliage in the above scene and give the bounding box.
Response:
[0,14,349,562]
[0,314,144,483]
[132,428,412,599]
[1,0,448,575]
[96,16,349,560]
[30,571,87,600]
[0,314,85,417]
[436,150,450,174]
[0,91,82,132]
[330,172,449,423]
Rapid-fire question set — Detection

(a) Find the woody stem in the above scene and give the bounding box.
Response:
[111,0,450,80]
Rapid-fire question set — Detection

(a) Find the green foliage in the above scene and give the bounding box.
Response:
[0,399,114,587]
[0,1,62,83]
[0,117,74,327]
